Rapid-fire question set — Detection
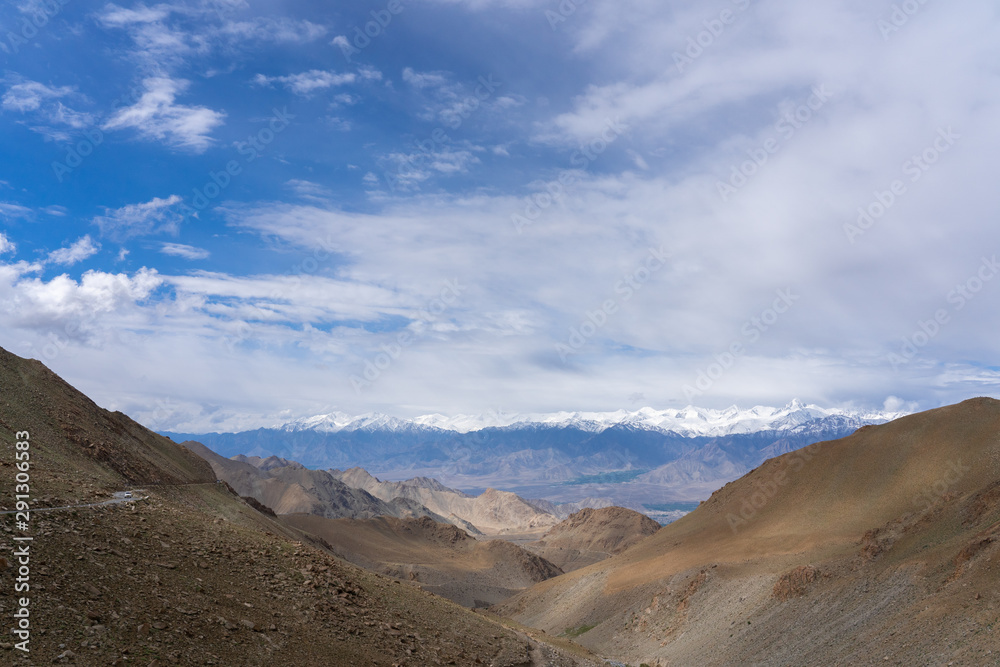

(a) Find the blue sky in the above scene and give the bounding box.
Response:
[1,0,999,432]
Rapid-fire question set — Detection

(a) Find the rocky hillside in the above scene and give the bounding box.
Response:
[285,514,564,608]
[0,350,214,490]
[185,441,449,522]
[525,507,662,572]
[0,346,598,666]
[496,398,1000,666]
[330,466,560,535]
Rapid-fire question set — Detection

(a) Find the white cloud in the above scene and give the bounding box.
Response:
[1,81,93,139]
[218,17,327,43]
[0,203,32,220]
[48,235,100,266]
[42,205,68,216]
[46,102,93,129]
[102,77,225,152]
[160,242,210,260]
[286,179,333,201]
[883,396,918,413]
[2,81,74,112]
[93,194,186,241]
[326,116,352,132]
[0,232,15,255]
[253,70,356,96]
[97,3,327,66]
[380,147,481,191]
[2,267,162,330]
[97,3,173,27]
[164,272,411,324]
[402,68,449,89]
[627,149,649,170]
[331,93,359,107]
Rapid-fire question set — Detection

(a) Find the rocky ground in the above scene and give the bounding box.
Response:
[0,483,601,666]
[0,345,601,666]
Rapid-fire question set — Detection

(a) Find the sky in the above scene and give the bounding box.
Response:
[1,0,998,433]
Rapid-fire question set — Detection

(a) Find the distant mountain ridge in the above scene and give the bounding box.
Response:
[166,401,901,512]
[275,399,903,437]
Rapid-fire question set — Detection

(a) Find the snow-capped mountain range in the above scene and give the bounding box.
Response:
[168,400,908,512]
[276,400,906,438]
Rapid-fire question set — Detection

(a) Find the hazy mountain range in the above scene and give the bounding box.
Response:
[166,400,903,518]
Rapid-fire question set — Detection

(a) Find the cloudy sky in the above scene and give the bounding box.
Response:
[1,0,998,432]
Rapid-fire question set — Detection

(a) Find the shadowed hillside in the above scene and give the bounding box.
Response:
[185,440,451,522]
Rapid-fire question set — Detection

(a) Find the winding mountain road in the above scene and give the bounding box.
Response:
[0,490,146,514]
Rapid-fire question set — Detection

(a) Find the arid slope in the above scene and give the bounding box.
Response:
[524,506,662,571]
[285,513,564,607]
[497,398,1000,666]
[333,466,560,535]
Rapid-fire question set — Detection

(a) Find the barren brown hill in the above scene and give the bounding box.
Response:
[0,349,214,492]
[0,346,598,666]
[332,466,561,535]
[497,397,1000,666]
[524,506,662,571]
[285,513,564,608]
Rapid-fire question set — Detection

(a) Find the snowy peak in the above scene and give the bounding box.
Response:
[279,401,906,437]
[278,411,432,433]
